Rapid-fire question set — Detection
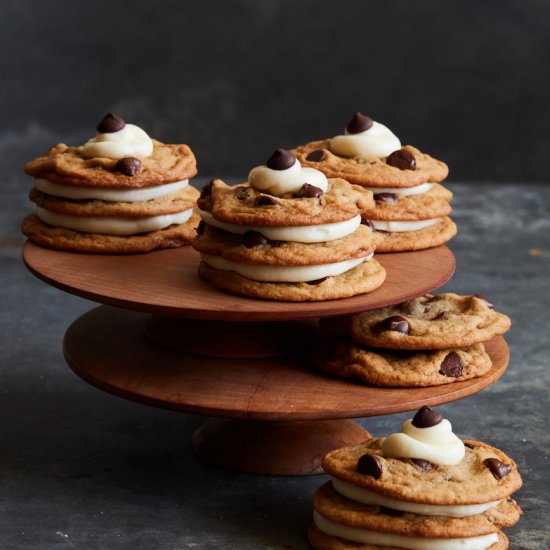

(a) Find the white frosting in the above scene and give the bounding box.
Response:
[330,121,401,159]
[314,512,499,550]
[34,178,188,203]
[82,124,154,159]
[201,254,369,283]
[35,207,193,235]
[200,211,361,243]
[248,159,328,196]
[366,182,435,196]
[331,479,501,518]
[371,218,438,233]
[382,418,465,466]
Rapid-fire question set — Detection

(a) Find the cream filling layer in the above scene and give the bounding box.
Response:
[34,178,189,202]
[382,419,465,466]
[201,254,369,283]
[82,124,154,159]
[314,512,499,550]
[331,479,501,518]
[372,218,438,233]
[367,182,435,196]
[248,159,328,196]
[330,121,401,159]
[35,207,193,235]
[200,211,361,243]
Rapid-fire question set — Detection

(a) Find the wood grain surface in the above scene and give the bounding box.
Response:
[23,242,455,320]
[63,306,509,421]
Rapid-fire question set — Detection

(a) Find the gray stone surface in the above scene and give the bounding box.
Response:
[2,182,549,548]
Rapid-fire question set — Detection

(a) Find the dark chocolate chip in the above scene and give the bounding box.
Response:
[410,458,433,471]
[374,192,398,203]
[474,294,494,309]
[484,458,512,480]
[361,216,377,232]
[97,112,126,133]
[379,507,404,517]
[255,195,279,206]
[266,148,296,170]
[295,183,324,199]
[464,442,477,449]
[357,454,383,479]
[346,112,373,134]
[235,186,251,200]
[115,157,141,176]
[412,406,443,428]
[242,231,268,248]
[305,149,326,162]
[306,277,327,286]
[200,180,214,199]
[386,149,417,171]
[380,315,409,334]
[196,220,206,235]
[439,352,465,378]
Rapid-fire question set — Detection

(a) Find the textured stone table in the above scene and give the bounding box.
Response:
[1,182,549,549]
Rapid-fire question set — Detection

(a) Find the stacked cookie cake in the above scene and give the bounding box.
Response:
[293,113,456,252]
[22,113,199,253]
[310,406,523,550]
[316,293,511,387]
[193,148,386,301]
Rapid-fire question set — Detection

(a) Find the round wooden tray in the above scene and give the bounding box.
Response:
[63,306,509,474]
[23,242,455,320]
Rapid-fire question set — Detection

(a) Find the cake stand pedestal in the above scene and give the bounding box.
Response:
[23,243,509,475]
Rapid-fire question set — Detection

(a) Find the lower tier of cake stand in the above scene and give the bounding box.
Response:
[63,306,509,475]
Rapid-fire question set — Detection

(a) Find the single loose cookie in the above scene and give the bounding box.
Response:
[315,340,492,387]
[350,293,511,349]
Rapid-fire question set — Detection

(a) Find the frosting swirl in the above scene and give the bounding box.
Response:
[82,123,154,159]
[330,120,401,159]
[248,154,328,196]
[382,414,465,466]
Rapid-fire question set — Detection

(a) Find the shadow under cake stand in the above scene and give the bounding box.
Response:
[23,243,509,475]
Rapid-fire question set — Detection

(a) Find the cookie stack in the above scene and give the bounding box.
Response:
[310,406,522,550]
[293,113,456,252]
[193,148,386,301]
[316,293,511,387]
[22,113,199,253]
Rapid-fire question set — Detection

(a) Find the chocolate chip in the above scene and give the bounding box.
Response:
[374,192,398,203]
[410,458,433,471]
[200,180,214,199]
[242,231,268,248]
[306,277,327,286]
[474,294,494,309]
[484,458,512,480]
[196,220,206,235]
[439,352,465,378]
[235,186,251,200]
[305,149,326,162]
[295,183,324,199]
[412,406,443,428]
[360,216,377,232]
[346,112,373,134]
[464,442,477,449]
[115,157,141,176]
[97,112,126,133]
[357,454,383,479]
[266,148,296,170]
[255,195,279,206]
[386,149,417,171]
[380,316,409,334]
[379,507,404,517]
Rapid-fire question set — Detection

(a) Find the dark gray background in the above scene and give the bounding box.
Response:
[2,0,549,181]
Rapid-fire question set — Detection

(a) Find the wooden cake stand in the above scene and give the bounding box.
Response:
[23,243,509,475]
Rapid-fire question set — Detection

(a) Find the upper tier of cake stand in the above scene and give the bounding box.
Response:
[22,242,455,321]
